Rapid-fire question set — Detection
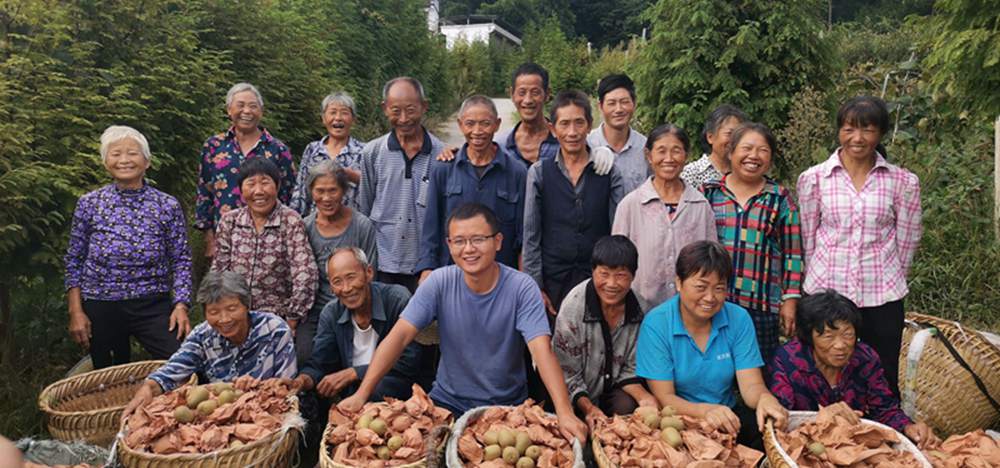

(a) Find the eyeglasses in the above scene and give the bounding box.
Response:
[446,234,497,249]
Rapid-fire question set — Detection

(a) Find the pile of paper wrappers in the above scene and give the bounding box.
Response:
[457,400,576,467]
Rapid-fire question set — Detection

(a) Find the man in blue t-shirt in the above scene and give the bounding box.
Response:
[337,202,588,444]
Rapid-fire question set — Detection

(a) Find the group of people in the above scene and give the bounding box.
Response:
[67,62,936,451]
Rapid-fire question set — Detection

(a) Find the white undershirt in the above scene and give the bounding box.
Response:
[351,318,378,367]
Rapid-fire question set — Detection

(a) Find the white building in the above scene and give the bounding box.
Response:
[439,15,522,49]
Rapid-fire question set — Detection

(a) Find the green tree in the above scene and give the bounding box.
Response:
[572,0,654,47]
[634,0,837,132]
[478,0,576,36]
[520,17,590,93]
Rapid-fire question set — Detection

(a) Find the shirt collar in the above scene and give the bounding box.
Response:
[225,126,273,144]
[707,174,782,197]
[336,283,388,324]
[387,127,433,156]
[667,296,730,337]
[457,143,507,170]
[319,135,364,156]
[822,149,890,177]
[636,178,709,205]
[593,123,641,153]
[112,180,149,196]
[505,120,558,150]
[235,203,285,228]
[583,279,643,324]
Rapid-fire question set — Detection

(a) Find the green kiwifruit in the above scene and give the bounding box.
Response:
[516,456,535,468]
[808,441,826,456]
[502,446,520,464]
[498,429,516,448]
[357,414,373,429]
[659,406,676,417]
[217,389,236,405]
[377,446,391,460]
[644,413,661,430]
[369,418,388,436]
[635,406,657,418]
[197,399,218,416]
[173,406,195,423]
[483,445,502,461]
[524,445,541,461]
[514,431,531,455]
[661,427,682,448]
[387,435,403,452]
[186,386,210,409]
[229,440,244,449]
[483,430,499,446]
[210,382,234,394]
[661,416,684,431]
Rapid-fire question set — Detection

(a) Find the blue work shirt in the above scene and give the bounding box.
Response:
[415,143,526,273]
[635,295,763,407]
[299,282,424,390]
[494,121,560,167]
[401,264,551,414]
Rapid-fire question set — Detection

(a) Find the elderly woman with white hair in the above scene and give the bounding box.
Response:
[195,82,295,258]
[290,91,366,216]
[64,125,193,369]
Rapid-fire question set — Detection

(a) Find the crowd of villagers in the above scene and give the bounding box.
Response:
[61,61,934,452]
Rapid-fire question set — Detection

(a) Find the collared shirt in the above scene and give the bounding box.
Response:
[211,204,318,321]
[797,150,922,308]
[299,282,424,388]
[148,311,296,392]
[587,124,649,194]
[523,151,625,285]
[195,127,295,230]
[494,121,561,167]
[304,211,379,311]
[701,176,804,315]
[553,279,651,405]
[612,178,717,305]
[357,128,445,275]
[636,296,763,407]
[416,143,526,272]
[680,154,724,189]
[289,136,366,216]
[768,339,912,431]
[64,183,192,305]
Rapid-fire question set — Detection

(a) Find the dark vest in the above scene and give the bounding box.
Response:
[540,157,611,280]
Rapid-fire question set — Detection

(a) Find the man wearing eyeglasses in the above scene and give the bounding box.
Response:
[416,95,526,285]
[337,203,589,445]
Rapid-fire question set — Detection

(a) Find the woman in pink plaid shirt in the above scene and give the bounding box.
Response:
[796,96,922,397]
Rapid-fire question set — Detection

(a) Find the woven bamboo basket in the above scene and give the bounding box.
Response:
[592,437,613,468]
[38,360,169,446]
[444,406,584,468]
[763,411,931,468]
[899,312,1000,435]
[318,418,450,468]
[116,395,301,468]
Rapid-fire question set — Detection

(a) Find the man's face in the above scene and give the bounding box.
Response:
[458,104,500,153]
[599,87,635,131]
[510,74,548,123]
[328,250,374,311]
[382,81,427,137]
[549,104,591,155]
[447,215,502,276]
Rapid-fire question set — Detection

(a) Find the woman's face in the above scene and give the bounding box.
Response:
[205,295,250,343]
[811,320,857,370]
[646,133,686,183]
[707,116,742,158]
[311,175,344,217]
[838,122,882,163]
[240,174,278,218]
[227,90,263,133]
[323,103,354,140]
[674,270,728,322]
[592,265,634,308]
[729,130,772,182]
[104,138,149,185]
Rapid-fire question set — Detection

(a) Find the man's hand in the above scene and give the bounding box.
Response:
[779,299,797,337]
[583,407,606,433]
[168,304,191,340]
[556,410,588,445]
[418,270,432,285]
[317,368,359,398]
[121,381,156,425]
[68,311,92,349]
[904,421,939,448]
[591,146,615,176]
[337,393,367,414]
[755,393,789,431]
[286,319,298,337]
[704,404,741,434]
[294,374,314,392]
[541,291,558,316]
[435,147,459,162]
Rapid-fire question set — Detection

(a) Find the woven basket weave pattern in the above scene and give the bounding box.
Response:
[318,421,430,468]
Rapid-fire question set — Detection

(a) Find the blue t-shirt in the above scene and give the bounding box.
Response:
[401,264,550,413]
[635,296,763,407]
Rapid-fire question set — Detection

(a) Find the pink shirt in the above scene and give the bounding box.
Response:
[612,178,717,305]
[797,150,922,307]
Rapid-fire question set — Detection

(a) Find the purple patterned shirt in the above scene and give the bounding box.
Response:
[64,183,193,305]
[768,338,913,431]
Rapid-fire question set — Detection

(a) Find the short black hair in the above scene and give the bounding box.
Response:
[726,122,779,160]
[700,104,748,154]
[549,90,593,125]
[645,123,690,153]
[796,289,863,347]
[591,235,639,275]
[446,202,499,235]
[511,62,550,91]
[238,157,281,188]
[596,74,636,102]
[837,96,890,136]
[675,241,732,283]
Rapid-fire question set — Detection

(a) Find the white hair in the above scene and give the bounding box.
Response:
[225,82,264,109]
[321,91,357,117]
[99,125,151,163]
[459,95,498,119]
[381,77,426,101]
[327,246,371,272]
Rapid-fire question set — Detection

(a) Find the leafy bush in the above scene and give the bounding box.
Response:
[520,17,590,93]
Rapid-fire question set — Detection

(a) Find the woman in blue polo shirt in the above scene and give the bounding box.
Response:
[636,240,788,447]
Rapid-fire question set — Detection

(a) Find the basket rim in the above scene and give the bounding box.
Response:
[905,313,1000,361]
[38,360,167,418]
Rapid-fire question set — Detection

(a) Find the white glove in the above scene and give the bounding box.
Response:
[591,146,615,176]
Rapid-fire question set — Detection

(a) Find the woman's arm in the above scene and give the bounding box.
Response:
[647,379,741,434]
[736,367,788,430]
[894,172,922,276]
[65,198,91,348]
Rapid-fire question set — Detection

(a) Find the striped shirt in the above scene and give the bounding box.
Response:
[289,136,366,216]
[797,151,922,307]
[148,311,296,392]
[701,176,804,315]
[357,128,445,275]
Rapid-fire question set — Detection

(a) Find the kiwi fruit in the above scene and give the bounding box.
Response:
[357,414,373,430]
[173,406,195,423]
[808,441,826,456]
[197,399,218,416]
[217,389,236,405]
[186,386,210,409]
[514,431,531,455]
[643,413,661,430]
[229,440,244,449]
[498,429,516,448]
[210,382,234,394]
[376,446,391,460]
[483,430,499,446]
[369,418,388,436]
[660,406,676,417]
[387,435,403,452]
[661,416,684,431]
[525,445,541,460]
[635,406,657,418]
[502,446,520,464]
[516,456,535,468]
[661,427,682,448]
[483,444,502,461]
[234,389,244,397]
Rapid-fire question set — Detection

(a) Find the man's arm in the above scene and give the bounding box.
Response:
[521,163,544,286]
[527,335,588,444]
[416,164,446,278]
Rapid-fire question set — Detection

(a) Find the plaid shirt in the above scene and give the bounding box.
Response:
[701,176,803,315]
[289,136,365,216]
[796,151,922,308]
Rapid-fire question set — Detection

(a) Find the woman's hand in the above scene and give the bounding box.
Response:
[703,404,741,434]
[779,299,797,337]
[68,311,92,349]
[121,381,158,425]
[168,304,191,340]
[755,393,789,431]
[904,421,939,448]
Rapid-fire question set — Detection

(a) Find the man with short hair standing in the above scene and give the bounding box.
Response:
[357,77,446,292]
[588,74,648,195]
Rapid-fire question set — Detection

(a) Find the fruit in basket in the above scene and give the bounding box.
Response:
[516,456,535,468]
[515,431,531,454]
[173,405,195,423]
[210,382,233,394]
[660,406,676,417]
[368,418,388,436]
[483,430,499,445]
[660,415,684,430]
[524,444,541,460]
[196,398,218,416]
[356,414,373,429]
[484,444,502,460]
[502,445,520,463]
[376,445,391,460]
[387,435,403,452]
[498,429,516,448]
[457,401,576,467]
[218,389,236,405]
[643,413,660,429]
[229,440,244,449]
[807,441,825,456]
[661,427,682,448]
[186,386,210,408]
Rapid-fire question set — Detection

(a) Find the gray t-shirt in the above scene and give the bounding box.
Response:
[304,211,379,310]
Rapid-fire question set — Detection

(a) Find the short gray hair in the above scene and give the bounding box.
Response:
[327,246,370,273]
[382,77,426,101]
[99,125,151,163]
[306,159,350,193]
[197,270,251,307]
[225,82,264,109]
[321,91,356,117]
[459,95,498,119]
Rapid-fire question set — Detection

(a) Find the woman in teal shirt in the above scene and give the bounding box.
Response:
[636,240,787,447]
